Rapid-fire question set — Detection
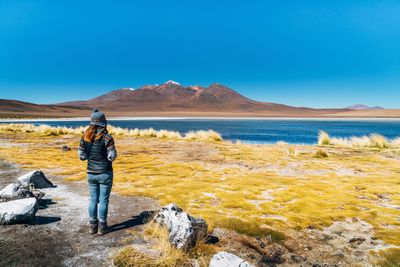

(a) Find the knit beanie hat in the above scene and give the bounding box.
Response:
[90,108,107,127]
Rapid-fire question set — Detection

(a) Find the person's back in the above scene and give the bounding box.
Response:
[78,109,117,235]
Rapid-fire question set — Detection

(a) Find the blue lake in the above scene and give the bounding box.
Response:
[3,119,400,144]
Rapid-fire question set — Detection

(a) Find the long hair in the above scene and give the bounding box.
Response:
[83,125,107,143]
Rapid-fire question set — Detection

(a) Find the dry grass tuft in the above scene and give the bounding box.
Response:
[318,130,398,149]
[349,136,371,147]
[185,130,222,141]
[370,134,390,149]
[318,131,330,145]
[113,222,216,267]
[315,149,328,158]
[0,123,222,141]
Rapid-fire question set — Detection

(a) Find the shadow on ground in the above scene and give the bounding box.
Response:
[110,210,158,233]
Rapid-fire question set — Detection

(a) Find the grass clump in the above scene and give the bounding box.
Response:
[185,130,222,141]
[315,149,328,158]
[318,130,397,149]
[113,222,216,267]
[370,134,390,149]
[318,130,330,145]
[114,223,192,267]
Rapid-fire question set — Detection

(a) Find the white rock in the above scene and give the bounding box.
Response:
[209,252,255,267]
[17,170,53,189]
[154,203,207,250]
[0,183,35,202]
[0,198,38,224]
[0,183,19,198]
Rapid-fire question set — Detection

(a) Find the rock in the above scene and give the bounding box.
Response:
[209,252,255,267]
[61,145,71,152]
[0,183,20,198]
[348,237,366,247]
[17,171,54,189]
[0,197,38,224]
[154,203,208,250]
[0,183,35,202]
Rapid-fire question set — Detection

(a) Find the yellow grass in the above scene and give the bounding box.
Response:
[315,149,328,158]
[113,222,216,267]
[318,130,400,149]
[318,130,330,145]
[0,125,399,264]
[0,123,222,141]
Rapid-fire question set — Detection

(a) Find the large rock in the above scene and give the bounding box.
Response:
[0,198,38,224]
[0,183,35,202]
[17,170,54,189]
[154,203,208,250]
[209,252,255,267]
[0,183,21,198]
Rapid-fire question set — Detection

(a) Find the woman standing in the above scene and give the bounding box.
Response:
[78,109,117,235]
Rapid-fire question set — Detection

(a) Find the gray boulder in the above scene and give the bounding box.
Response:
[154,203,208,250]
[0,197,38,224]
[0,183,35,202]
[17,170,54,189]
[209,252,255,267]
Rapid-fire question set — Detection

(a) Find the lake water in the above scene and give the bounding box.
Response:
[3,119,400,144]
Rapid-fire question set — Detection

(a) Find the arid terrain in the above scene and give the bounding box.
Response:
[0,160,159,266]
[0,124,399,266]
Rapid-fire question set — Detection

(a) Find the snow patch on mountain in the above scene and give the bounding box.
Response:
[164,80,181,85]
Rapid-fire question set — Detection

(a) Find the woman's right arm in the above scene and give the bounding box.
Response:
[78,136,88,161]
[105,134,117,162]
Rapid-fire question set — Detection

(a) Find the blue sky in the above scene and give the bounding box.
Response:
[0,1,399,108]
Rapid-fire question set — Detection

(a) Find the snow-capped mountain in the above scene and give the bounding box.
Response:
[59,81,307,113]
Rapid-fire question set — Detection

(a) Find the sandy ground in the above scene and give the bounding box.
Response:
[0,160,160,267]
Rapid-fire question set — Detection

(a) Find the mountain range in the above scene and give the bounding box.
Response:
[0,81,396,118]
[346,104,384,110]
[60,80,319,113]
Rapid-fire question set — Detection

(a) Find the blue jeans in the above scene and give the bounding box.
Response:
[87,171,113,223]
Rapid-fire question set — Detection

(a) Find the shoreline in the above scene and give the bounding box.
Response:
[2,116,400,122]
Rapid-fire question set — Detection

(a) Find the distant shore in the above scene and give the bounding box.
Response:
[2,116,400,122]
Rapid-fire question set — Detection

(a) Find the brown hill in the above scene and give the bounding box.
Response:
[0,99,90,118]
[1,81,398,118]
[61,81,323,113]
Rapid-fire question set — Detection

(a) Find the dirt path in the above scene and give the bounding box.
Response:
[0,160,160,267]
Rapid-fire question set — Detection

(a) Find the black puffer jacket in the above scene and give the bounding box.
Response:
[78,128,117,174]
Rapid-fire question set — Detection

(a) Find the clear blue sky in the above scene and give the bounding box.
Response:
[0,1,399,108]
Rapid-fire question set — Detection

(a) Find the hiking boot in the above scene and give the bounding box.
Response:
[98,222,111,236]
[89,221,98,234]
